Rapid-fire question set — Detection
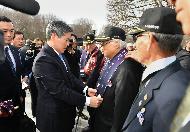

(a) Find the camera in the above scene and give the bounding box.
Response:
[24,40,40,60]
[26,43,36,58]
[0,30,5,64]
[76,38,83,46]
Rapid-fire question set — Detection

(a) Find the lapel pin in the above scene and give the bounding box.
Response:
[139,100,142,106]
[107,80,112,87]
[137,107,146,126]
[144,94,148,101]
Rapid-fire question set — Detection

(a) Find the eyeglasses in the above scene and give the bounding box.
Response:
[102,40,112,46]
[132,32,148,42]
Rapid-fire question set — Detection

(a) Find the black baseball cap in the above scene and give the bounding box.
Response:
[95,26,126,42]
[129,7,183,35]
[83,34,95,44]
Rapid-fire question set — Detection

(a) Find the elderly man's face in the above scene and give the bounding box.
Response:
[102,40,119,59]
[132,32,151,65]
[169,0,190,35]
[12,34,24,48]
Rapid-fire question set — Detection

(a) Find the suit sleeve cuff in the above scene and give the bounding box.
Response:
[85,97,90,106]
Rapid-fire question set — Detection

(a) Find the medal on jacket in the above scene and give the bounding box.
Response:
[107,80,112,87]
[137,108,146,125]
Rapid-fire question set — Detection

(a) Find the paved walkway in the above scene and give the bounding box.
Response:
[25,89,89,132]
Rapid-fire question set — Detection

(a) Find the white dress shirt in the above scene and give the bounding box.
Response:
[142,56,176,86]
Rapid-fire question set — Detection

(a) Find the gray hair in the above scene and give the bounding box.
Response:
[46,21,73,40]
[112,39,127,50]
[153,33,183,54]
[181,35,190,49]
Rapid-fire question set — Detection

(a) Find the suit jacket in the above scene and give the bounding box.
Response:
[170,84,190,132]
[122,61,190,132]
[0,45,22,107]
[176,48,190,71]
[64,49,81,78]
[32,44,86,132]
[93,58,144,132]
[0,45,23,131]
[19,44,39,76]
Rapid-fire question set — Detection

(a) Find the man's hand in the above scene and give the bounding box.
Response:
[21,76,29,90]
[88,88,97,97]
[89,96,103,108]
[21,76,29,83]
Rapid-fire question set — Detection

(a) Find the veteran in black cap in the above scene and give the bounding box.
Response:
[121,7,190,132]
[80,33,102,82]
[81,33,105,132]
[86,26,144,132]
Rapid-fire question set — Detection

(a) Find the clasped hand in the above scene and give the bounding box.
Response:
[88,88,103,108]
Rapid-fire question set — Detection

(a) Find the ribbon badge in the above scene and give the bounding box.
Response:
[137,108,146,126]
[107,80,112,87]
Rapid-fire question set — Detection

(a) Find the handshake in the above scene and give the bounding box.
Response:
[87,88,103,108]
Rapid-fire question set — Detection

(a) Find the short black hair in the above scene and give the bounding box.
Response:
[13,31,24,39]
[0,16,12,23]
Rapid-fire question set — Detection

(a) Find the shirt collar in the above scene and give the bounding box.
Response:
[4,45,9,50]
[47,43,61,56]
[142,56,176,81]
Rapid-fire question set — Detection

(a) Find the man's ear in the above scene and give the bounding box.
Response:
[50,32,57,39]
[114,41,120,49]
[146,33,154,51]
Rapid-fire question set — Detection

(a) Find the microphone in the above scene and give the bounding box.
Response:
[0,0,40,15]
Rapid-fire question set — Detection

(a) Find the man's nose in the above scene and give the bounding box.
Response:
[6,31,12,37]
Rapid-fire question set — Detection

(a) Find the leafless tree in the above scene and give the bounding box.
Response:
[106,0,170,32]
[71,18,93,37]
[0,7,60,40]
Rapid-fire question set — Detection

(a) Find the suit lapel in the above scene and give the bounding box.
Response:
[43,44,70,80]
[122,61,181,130]
[9,45,22,76]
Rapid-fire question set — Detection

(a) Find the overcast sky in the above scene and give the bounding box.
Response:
[37,0,108,32]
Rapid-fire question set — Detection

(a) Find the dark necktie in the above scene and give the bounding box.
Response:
[132,71,159,105]
[5,47,15,73]
[139,71,159,91]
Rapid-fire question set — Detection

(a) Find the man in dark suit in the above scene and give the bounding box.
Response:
[12,31,25,49]
[121,7,190,132]
[19,39,40,117]
[175,35,190,71]
[0,16,23,132]
[32,20,103,132]
[85,26,144,132]
[167,0,190,131]
[64,33,81,78]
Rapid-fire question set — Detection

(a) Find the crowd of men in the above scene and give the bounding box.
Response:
[1,0,190,132]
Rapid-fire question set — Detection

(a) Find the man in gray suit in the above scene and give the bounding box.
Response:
[121,7,190,132]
